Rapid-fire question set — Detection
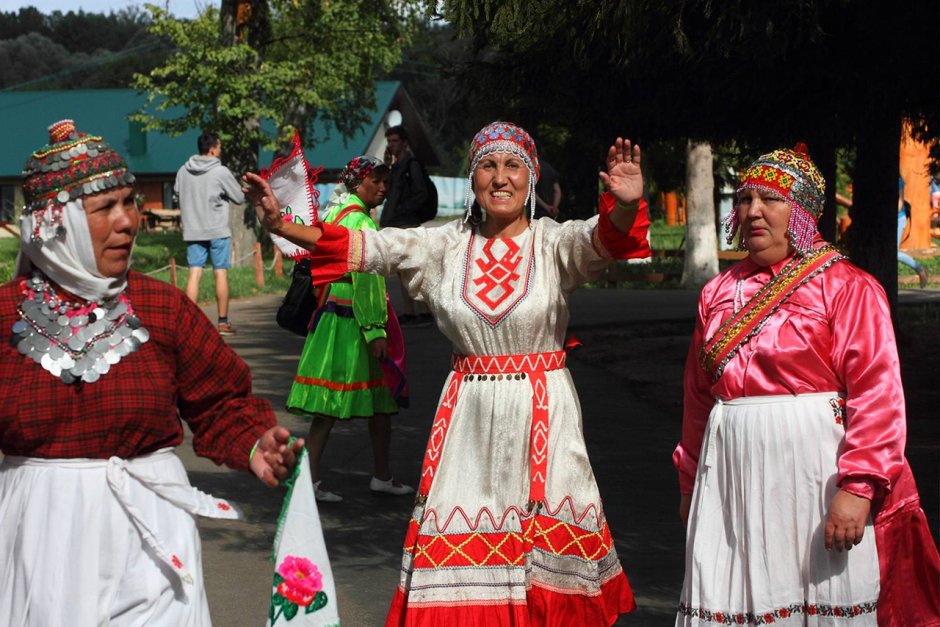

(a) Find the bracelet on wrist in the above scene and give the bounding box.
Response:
[616,199,640,212]
[249,439,260,464]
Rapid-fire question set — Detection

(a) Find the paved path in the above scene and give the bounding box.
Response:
[188,286,939,626]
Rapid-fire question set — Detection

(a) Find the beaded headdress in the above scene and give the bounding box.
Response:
[464,121,540,222]
[339,155,386,192]
[21,119,135,244]
[726,143,826,254]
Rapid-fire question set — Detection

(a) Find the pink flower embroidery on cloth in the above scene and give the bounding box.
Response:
[172,555,183,569]
[276,556,323,607]
[217,502,231,511]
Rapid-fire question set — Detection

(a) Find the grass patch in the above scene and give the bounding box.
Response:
[3,227,938,293]
[0,238,19,282]
[0,231,293,302]
[151,265,293,305]
[898,253,940,287]
[650,220,685,250]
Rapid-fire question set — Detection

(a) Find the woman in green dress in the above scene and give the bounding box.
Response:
[287,155,412,502]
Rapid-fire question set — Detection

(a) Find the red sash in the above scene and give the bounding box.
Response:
[700,245,844,380]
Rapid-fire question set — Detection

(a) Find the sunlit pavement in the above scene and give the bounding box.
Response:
[191,286,939,626]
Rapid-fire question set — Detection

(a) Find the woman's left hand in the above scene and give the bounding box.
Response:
[369,337,388,361]
[250,426,306,488]
[824,489,871,551]
[599,137,643,206]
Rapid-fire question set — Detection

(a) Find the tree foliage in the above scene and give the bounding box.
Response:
[133,1,421,174]
[439,0,937,306]
[0,7,166,90]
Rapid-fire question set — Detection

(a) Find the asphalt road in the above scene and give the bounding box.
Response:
[187,286,939,626]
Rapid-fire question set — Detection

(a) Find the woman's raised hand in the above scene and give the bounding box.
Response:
[599,138,643,206]
[242,172,285,235]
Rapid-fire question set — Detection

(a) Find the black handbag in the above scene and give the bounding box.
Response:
[276,258,318,336]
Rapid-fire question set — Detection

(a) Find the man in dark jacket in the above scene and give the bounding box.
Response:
[380,125,432,326]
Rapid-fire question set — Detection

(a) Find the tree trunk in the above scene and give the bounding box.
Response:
[220,0,263,267]
[848,109,901,318]
[681,140,719,288]
[811,137,837,244]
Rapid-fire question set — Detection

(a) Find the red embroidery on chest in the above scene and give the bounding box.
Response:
[472,238,522,310]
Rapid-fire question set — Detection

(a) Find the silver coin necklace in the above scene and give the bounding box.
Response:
[11,272,150,384]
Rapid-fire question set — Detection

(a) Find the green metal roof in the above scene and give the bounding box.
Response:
[261,80,400,171]
[0,88,198,177]
[0,82,402,177]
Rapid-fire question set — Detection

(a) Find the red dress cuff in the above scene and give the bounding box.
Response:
[310,223,353,286]
[597,192,652,259]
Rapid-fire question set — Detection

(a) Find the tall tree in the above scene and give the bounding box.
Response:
[439,0,937,311]
[134,0,420,264]
[682,141,718,287]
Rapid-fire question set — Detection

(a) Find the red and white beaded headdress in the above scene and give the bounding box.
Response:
[726,143,826,254]
[464,121,540,222]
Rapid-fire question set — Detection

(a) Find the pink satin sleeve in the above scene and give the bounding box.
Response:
[828,273,905,499]
[672,282,718,494]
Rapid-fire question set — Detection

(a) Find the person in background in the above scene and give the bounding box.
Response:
[174,131,245,335]
[286,155,412,502]
[534,158,562,219]
[898,177,929,288]
[1,119,303,626]
[675,146,939,626]
[379,125,433,327]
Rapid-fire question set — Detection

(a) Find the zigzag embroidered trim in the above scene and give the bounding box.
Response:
[416,496,605,534]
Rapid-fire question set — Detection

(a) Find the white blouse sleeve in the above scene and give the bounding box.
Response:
[543,216,611,293]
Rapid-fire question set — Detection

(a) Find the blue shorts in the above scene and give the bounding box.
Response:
[186,238,232,269]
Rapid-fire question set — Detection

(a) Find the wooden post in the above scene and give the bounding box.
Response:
[273,248,284,278]
[169,258,177,289]
[899,120,933,250]
[253,242,264,288]
[665,191,679,225]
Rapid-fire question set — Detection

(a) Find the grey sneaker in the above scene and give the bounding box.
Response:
[313,480,343,503]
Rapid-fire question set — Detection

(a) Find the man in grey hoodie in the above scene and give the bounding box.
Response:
[174,131,245,335]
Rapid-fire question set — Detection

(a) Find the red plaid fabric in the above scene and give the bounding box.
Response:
[0,272,275,471]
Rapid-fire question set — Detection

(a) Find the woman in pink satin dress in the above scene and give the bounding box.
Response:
[673,146,939,627]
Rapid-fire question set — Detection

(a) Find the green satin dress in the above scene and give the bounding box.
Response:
[286,195,398,419]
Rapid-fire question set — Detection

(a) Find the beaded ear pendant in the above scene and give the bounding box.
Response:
[12,273,149,384]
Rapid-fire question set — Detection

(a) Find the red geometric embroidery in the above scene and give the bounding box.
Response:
[217,502,231,511]
[472,238,522,310]
[172,555,183,569]
[409,515,616,569]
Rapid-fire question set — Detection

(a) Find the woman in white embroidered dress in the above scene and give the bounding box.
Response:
[245,122,651,627]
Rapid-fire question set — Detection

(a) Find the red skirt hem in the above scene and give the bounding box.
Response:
[384,571,635,627]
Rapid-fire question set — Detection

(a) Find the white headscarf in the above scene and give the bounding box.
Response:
[15,197,128,302]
